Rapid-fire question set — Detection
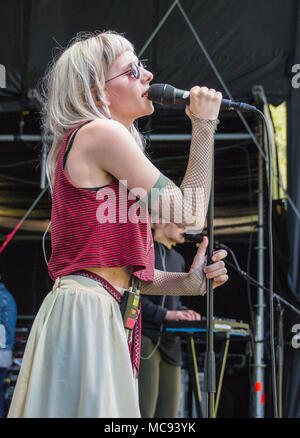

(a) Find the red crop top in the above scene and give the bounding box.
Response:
[48,121,155,282]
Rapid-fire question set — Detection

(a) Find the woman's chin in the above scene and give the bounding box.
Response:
[136,106,154,120]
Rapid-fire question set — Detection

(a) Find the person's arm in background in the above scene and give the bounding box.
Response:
[140,295,167,326]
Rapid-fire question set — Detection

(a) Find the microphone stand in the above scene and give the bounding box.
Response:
[204,154,216,418]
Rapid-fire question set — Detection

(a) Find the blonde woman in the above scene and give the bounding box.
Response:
[8,31,228,418]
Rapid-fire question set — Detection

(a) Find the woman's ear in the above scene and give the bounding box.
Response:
[91,88,111,107]
[91,87,101,106]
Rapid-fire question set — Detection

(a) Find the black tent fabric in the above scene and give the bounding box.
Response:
[287,2,300,304]
[285,0,300,419]
[0,0,300,417]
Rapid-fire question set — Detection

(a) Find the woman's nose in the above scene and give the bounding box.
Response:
[141,68,153,83]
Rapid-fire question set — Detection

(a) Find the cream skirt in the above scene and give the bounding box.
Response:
[7,275,141,418]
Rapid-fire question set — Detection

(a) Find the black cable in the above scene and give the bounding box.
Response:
[217,105,278,418]
[216,142,258,416]
[217,238,300,416]
[218,109,283,419]
[140,242,167,360]
[185,106,287,417]
[216,142,257,362]
[219,239,300,419]
[218,107,293,418]
[218,236,300,418]
[216,243,300,316]
[0,159,39,169]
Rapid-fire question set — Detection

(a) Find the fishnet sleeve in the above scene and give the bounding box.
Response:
[148,115,218,230]
[140,267,206,296]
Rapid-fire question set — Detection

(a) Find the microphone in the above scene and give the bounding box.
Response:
[183,233,203,243]
[148,83,257,112]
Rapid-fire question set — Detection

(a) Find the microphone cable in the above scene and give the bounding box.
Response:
[185,106,280,418]
[140,242,167,360]
[215,242,300,317]
[215,241,300,419]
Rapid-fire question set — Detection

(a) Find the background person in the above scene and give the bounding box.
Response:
[0,272,17,418]
[139,223,201,418]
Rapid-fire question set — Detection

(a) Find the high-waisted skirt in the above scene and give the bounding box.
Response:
[7,274,141,418]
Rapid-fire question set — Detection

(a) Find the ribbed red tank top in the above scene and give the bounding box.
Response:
[48,121,154,282]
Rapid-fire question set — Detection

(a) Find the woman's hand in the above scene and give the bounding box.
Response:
[189,236,228,291]
[185,86,222,120]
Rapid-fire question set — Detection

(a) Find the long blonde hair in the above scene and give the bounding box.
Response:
[40,30,145,192]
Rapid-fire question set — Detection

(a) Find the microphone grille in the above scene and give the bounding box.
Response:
[148,83,175,105]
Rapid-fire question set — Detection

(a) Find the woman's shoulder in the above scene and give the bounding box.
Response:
[83,118,130,140]
[68,117,141,173]
[79,118,139,157]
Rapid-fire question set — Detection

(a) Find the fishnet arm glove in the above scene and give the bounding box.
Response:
[149,116,218,230]
[140,267,206,296]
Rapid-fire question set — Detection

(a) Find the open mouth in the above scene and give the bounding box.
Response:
[142,90,149,99]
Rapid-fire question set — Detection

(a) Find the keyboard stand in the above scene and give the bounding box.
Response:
[164,320,250,418]
[214,333,230,417]
[186,332,231,418]
[186,334,203,418]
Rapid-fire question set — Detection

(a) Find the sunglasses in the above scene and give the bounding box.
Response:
[105,59,148,83]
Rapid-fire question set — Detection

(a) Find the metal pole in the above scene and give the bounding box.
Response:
[0,133,252,142]
[253,150,266,417]
[0,134,42,142]
[40,141,47,189]
[204,156,216,418]
[277,306,284,418]
[40,128,50,189]
[0,187,48,254]
[138,0,179,57]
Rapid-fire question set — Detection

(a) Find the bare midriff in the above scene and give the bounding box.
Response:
[85,265,133,289]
